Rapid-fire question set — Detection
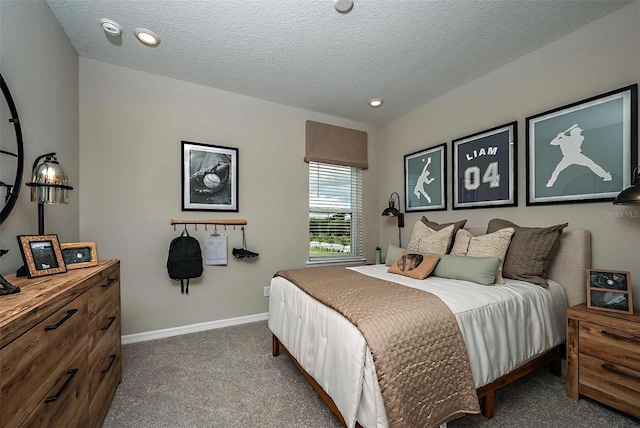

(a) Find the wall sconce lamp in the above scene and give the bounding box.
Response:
[613,166,640,205]
[381,192,405,247]
[25,153,73,235]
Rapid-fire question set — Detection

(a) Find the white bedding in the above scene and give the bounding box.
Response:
[268,264,568,428]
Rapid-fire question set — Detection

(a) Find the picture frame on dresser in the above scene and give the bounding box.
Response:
[587,268,633,314]
[17,234,67,278]
[526,84,637,206]
[182,141,238,212]
[452,121,517,209]
[404,143,447,212]
[61,241,98,270]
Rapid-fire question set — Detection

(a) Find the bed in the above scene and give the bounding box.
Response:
[268,228,591,428]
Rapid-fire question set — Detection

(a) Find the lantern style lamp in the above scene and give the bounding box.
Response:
[382,191,405,247]
[25,153,73,235]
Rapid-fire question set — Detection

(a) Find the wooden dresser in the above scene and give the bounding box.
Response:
[567,303,640,418]
[0,260,121,427]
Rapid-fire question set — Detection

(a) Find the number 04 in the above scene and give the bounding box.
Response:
[464,162,500,190]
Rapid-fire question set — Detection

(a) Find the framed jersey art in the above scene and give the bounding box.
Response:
[452,122,517,209]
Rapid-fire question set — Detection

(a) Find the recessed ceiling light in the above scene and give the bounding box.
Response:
[334,0,354,14]
[100,19,122,36]
[369,98,383,108]
[134,28,161,47]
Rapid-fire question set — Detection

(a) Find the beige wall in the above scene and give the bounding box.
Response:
[0,0,79,272]
[79,58,379,335]
[378,4,640,308]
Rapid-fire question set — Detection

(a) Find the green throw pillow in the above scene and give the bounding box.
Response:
[385,244,405,267]
[432,255,501,286]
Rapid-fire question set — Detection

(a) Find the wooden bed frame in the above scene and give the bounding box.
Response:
[271,229,590,427]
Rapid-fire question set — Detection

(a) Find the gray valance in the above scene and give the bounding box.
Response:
[304,120,368,169]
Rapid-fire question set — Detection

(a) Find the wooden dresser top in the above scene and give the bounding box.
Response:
[0,259,119,349]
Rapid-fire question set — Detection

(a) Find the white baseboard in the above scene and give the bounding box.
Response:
[121,312,269,345]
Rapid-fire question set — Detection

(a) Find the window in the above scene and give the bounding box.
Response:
[309,161,363,263]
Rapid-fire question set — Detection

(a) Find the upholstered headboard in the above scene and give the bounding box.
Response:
[465,227,591,308]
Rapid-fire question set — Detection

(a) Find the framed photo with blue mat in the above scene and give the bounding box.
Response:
[526,85,637,206]
[452,121,517,209]
[404,143,447,212]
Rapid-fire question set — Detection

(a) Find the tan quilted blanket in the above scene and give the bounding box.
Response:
[275,266,480,428]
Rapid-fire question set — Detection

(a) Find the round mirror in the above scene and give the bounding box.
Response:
[0,73,24,225]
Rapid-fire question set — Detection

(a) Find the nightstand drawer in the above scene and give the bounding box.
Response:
[579,353,640,417]
[579,321,640,372]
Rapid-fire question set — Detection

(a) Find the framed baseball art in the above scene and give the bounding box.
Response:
[452,121,517,209]
[526,84,637,205]
[404,143,447,212]
[182,141,238,212]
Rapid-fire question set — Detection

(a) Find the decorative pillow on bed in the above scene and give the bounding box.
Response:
[432,254,501,285]
[450,227,515,284]
[486,219,568,287]
[406,222,454,254]
[388,251,440,280]
[420,217,467,253]
[385,243,405,267]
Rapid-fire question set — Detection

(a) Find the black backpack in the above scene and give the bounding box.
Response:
[167,230,203,294]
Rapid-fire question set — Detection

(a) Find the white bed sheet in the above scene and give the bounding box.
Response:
[268,265,568,428]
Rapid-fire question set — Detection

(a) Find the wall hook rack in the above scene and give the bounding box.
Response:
[170,219,248,231]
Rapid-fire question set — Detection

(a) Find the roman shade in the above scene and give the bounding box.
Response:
[305,120,368,169]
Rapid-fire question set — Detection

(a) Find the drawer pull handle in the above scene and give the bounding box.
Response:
[101,316,117,331]
[101,277,118,289]
[601,364,640,382]
[601,330,640,345]
[45,309,78,331]
[45,369,78,403]
[101,354,117,374]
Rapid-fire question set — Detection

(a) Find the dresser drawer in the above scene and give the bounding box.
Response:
[579,321,640,372]
[0,294,88,427]
[88,319,121,400]
[579,353,640,417]
[88,342,121,428]
[87,279,120,352]
[17,352,89,428]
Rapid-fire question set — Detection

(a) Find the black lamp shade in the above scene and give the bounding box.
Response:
[382,206,400,217]
[613,167,640,205]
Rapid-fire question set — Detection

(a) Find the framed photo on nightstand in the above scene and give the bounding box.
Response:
[586,269,633,314]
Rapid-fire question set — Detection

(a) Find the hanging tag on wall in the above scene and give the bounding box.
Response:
[205,233,227,265]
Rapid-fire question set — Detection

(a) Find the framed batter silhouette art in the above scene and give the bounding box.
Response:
[404,143,447,212]
[452,121,517,209]
[526,84,637,206]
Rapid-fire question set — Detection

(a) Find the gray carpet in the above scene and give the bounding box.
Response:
[104,321,639,428]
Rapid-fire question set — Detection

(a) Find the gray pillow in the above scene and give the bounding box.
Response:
[432,255,501,286]
[486,219,568,287]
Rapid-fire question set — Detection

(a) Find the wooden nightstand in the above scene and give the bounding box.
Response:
[567,303,640,418]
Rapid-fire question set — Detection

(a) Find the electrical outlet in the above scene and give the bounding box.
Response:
[263,286,270,297]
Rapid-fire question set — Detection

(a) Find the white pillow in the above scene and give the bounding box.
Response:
[450,227,515,284]
[406,222,454,255]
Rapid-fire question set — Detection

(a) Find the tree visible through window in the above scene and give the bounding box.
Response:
[309,162,362,261]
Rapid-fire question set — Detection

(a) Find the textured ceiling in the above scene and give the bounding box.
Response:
[46,0,632,126]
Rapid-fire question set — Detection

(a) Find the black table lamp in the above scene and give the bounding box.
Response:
[382,192,404,247]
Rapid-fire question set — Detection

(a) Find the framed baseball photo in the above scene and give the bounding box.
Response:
[182,141,238,212]
[404,143,447,212]
[452,121,517,209]
[17,234,67,278]
[526,85,637,206]
[61,242,98,270]
[587,269,633,314]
